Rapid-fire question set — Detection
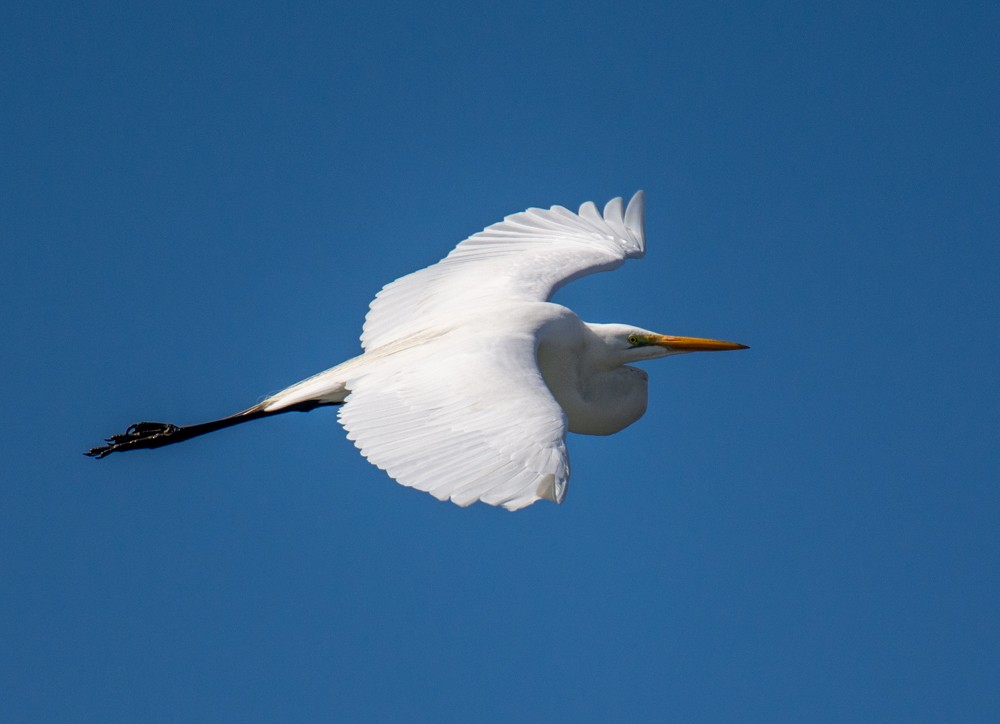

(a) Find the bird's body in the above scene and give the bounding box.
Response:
[263,303,649,435]
[88,192,747,510]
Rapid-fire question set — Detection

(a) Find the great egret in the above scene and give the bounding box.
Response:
[87,191,747,510]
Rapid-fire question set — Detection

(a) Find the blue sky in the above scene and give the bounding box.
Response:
[2,1,998,721]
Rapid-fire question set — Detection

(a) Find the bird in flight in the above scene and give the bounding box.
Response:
[87,191,747,510]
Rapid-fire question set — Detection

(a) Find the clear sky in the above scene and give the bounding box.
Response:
[2,1,998,721]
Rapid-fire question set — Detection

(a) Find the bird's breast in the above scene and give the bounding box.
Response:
[555,364,649,436]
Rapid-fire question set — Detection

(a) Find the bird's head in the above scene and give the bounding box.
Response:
[589,323,749,364]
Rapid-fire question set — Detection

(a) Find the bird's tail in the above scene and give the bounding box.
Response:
[259,359,355,413]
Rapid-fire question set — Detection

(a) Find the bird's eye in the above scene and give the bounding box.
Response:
[627,334,640,346]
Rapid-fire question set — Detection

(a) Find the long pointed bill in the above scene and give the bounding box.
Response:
[651,334,749,352]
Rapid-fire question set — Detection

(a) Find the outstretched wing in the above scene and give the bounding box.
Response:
[338,328,569,511]
[361,191,646,351]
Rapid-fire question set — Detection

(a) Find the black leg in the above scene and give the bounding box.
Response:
[85,421,184,458]
[85,400,340,459]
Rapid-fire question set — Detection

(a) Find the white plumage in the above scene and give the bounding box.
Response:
[89,191,747,511]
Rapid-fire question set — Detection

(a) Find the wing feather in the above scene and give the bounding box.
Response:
[361,191,645,351]
[338,330,570,511]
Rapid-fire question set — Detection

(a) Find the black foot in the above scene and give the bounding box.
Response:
[85,421,182,458]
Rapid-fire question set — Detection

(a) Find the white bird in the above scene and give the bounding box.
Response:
[87,191,747,510]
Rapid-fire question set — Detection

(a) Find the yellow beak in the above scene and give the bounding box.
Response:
[651,334,749,352]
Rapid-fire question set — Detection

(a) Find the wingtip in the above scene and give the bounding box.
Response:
[536,473,567,505]
[625,190,645,240]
